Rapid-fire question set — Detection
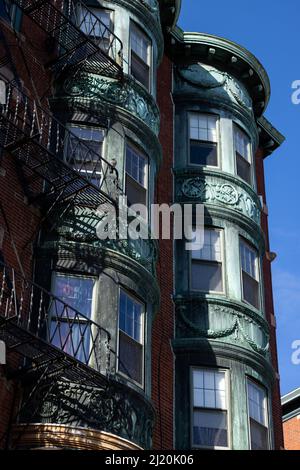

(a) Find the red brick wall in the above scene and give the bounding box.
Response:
[0,14,51,448]
[152,54,174,450]
[255,148,284,449]
[283,416,300,450]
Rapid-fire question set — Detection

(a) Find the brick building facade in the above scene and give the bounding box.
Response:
[0,0,284,450]
[282,388,300,450]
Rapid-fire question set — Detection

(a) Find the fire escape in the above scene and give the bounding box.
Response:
[0,0,133,446]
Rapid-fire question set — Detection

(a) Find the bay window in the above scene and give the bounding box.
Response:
[247,379,269,450]
[130,23,151,90]
[189,113,218,166]
[234,124,252,184]
[240,238,260,309]
[192,368,229,449]
[191,228,223,293]
[118,290,144,386]
[67,125,105,187]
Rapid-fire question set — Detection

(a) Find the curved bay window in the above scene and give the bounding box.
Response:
[189,113,219,167]
[118,289,144,386]
[192,368,229,449]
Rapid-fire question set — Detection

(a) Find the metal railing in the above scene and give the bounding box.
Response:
[0,261,111,373]
[0,74,120,206]
[11,0,123,77]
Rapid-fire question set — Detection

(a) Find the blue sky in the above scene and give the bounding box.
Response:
[178,0,300,395]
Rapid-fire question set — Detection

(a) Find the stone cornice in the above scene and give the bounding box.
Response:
[257,115,286,158]
[168,27,270,117]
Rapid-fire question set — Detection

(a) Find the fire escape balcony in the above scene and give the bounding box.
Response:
[0,75,120,208]
[11,0,123,78]
[0,261,155,449]
[0,261,111,387]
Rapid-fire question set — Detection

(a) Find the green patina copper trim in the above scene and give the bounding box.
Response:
[174,167,262,227]
[169,27,271,117]
[61,73,160,136]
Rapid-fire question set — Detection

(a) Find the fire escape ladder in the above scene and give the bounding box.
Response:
[0,261,111,388]
[11,0,123,78]
[0,76,120,208]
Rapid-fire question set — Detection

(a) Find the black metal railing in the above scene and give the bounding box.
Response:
[0,261,111,374]
[10,0,123,77]
[0,74,120,206]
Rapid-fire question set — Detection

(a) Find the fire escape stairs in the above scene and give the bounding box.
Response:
[0,76,120,209]
[11,0,123,79]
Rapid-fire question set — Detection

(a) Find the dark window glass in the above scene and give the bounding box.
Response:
[119,330,143,384]
[250,418,269,450]
[190,140,218,166]
[191,261,223,292]
[236,151,251,184]
[131,51,150,90]
[242,271,259,309]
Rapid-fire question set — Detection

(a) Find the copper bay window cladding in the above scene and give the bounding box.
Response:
[0,261,111,387]
[0,76,120,207]
[10,0,123,78]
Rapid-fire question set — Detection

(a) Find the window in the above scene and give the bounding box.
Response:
[0,1,22,31]
[67,125,105,186]
[189,114,218,166]
[247,380,269,450]
[234,124,252,184]
[240,238,260,309]
[78,6,112,52]
[191,228,223,293]
[130,23,151,90]
[126,143,148,216]
[118,290,144,385]
[50,273,96,363]
[192,369,229,449]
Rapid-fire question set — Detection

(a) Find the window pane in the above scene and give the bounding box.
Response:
[190,141,218,166]
[191,261,223,292]
[131,51,150,89]
[240,239,258,280]
[194,388,204,408]
[234,125,250,161]
[250,419,269,450]
[189,114,218,143]
[79,7,111,38]
[204,389,216,408]
[204,371,215,390]
[126,145,147,187]
[51,274,94,318]
[243,271,259,309]
[236,152,251,184]
[131,26,150,63]
[193,410,228,448]
[119,291,143,343]
[119,331,143,384]
[193,370,204,388]
[248,381,267,426]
